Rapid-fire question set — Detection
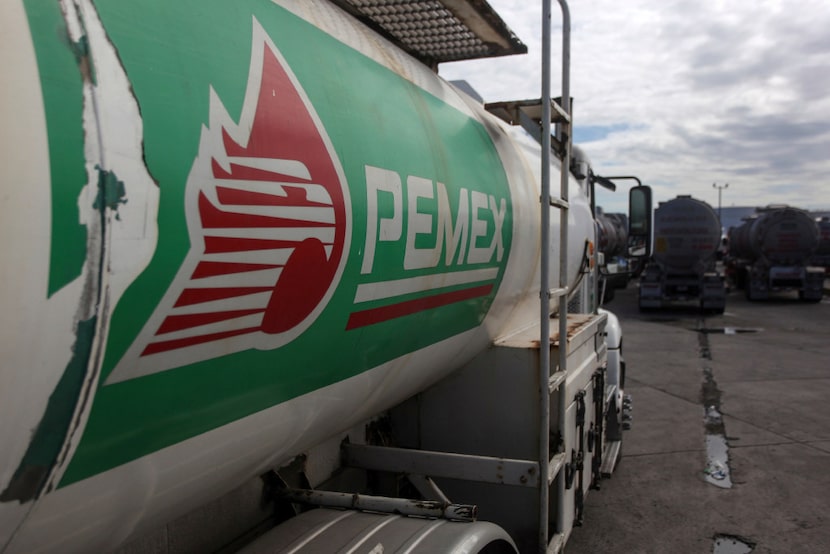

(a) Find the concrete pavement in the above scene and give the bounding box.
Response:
[566,286,830,553]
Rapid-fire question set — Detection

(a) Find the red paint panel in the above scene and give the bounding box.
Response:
[211,152,312,184]
[191,261,282,279]
[199,192,333,229]
[261,238,334,334]
[216,186,329,208]
[156,308,265,334]
[345,284,494,330]
[204,235,301,253]
[174,286,274,307]
[142,326,260,356]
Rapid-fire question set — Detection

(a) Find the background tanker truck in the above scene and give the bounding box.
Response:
[638,195,726,312]
[1,1,651,553]
[809,216,830,272]
[727,206,823,301]
[596,207,631,302]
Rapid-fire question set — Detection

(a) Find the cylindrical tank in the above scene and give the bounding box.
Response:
[728,206,819,265]
[813,217,830,257]
[597,209,628,258]
[653,196,721,273]
[0,1,594,552]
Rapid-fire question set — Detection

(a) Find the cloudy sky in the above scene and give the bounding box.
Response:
[439,0,830,213]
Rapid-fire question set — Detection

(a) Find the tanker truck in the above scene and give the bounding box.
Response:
[727,206,823,301]
[0,1,651,553]
[596,207,631,302]
[638,196,726,312]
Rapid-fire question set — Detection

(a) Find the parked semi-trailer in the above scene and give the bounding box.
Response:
[0,1,651,552]
[810,216,830,271]
[727,206,823,301]
[638,195,726,312]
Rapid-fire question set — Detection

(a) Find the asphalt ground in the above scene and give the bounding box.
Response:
[566,284,830,554]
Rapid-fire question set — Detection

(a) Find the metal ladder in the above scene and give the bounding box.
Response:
[486,2,573,551]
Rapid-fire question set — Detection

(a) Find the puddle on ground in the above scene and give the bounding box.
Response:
[703,433,732,488]
[713,533,755,553]
[697,327,763,335]
[698,326,733,489]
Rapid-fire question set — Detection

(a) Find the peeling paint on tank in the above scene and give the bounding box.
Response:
[93,167,128,215]
[4,0,162,500]
[0,318,96,502]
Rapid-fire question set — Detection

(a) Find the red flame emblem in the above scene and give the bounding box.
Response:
[108,19,349,382]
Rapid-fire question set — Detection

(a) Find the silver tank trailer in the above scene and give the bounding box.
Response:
[597,209,628,258]
[729,206,819,266]
[653,196,721,274]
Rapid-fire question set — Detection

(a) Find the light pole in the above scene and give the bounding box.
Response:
[713,182,728,222]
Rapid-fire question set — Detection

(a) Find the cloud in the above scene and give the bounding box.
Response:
[439,0,830,213]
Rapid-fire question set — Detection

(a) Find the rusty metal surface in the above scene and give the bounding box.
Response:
[496,313,602,349]
[332,0,527,64]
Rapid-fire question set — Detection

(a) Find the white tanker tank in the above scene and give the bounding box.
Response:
[638,195,726,312]
[727,206,823,301]
[0,1,649,553]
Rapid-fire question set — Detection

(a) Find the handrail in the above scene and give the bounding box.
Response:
[556,2,571,548]
[538,0,553,545]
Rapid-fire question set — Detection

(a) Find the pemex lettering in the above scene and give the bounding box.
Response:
[361,165,506,274]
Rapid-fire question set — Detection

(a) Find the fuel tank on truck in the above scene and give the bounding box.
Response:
[729,206,820,265]
[653,195,721,274]
[0,0,594,551]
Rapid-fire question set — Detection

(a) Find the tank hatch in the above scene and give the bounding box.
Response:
[331,0,527,65]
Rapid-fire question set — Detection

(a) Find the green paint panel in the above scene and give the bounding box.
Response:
[55,0,513,485]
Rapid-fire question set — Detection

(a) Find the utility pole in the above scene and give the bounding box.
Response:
[712,182,728,222]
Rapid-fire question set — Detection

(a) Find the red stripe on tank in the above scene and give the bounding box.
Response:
[345,284,493,330]
[174,287,274,307]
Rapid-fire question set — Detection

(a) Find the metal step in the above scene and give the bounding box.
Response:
[548,451,567,485]
[547,532,566,553]
[549,370,566,392]
[549,196,569,210]
[600,440,622,477]
[547,286,569,299]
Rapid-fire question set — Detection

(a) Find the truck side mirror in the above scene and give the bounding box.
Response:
[628,186,652,258]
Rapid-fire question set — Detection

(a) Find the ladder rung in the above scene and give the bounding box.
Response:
[547,196,569,210]
[547,286,569,299]
[548,451,567,484]
[549,370,566,392]
[551,99,570,124]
